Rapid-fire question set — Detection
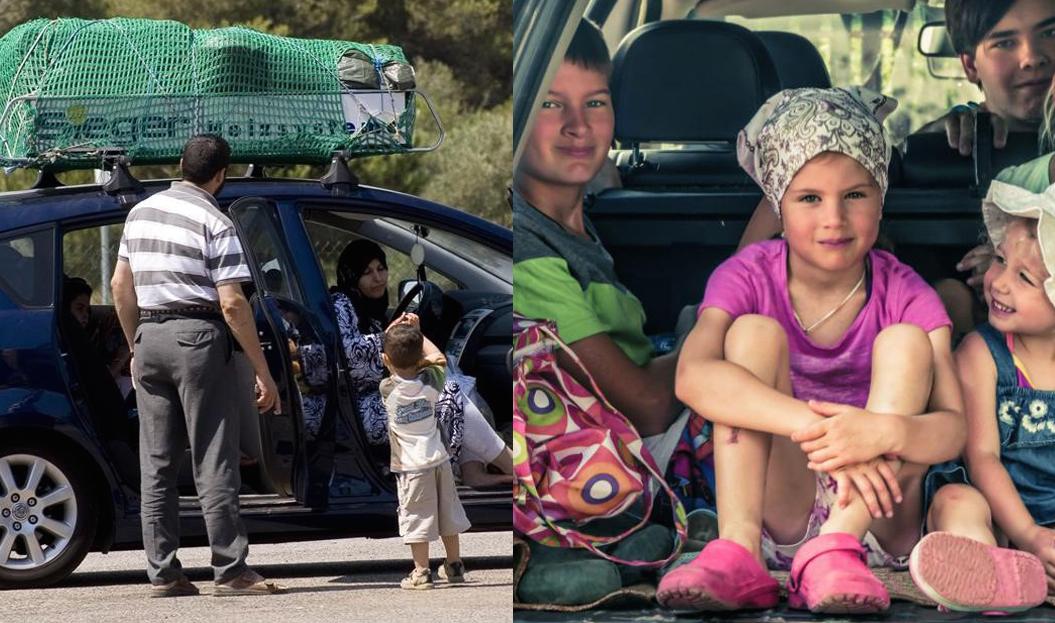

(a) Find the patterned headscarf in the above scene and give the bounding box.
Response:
[335,239,389,333]
[737,87,898,213]
[982,180,1055,308]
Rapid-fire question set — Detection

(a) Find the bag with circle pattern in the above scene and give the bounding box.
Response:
[512,315,686,567]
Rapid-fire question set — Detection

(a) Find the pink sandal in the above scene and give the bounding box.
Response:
[656,538,779,611]
[786,532,890,614]
[909,531,1046,614]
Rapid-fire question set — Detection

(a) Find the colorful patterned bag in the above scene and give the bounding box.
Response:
[666,413,717,513]
[512,316,687,567]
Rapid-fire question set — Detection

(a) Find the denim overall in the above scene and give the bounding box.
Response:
[924,323,1055,526]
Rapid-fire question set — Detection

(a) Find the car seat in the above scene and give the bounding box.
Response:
[756,31,831,89]
[608,20,780,187]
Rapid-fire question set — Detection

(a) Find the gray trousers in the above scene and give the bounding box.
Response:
[134,317,249,584]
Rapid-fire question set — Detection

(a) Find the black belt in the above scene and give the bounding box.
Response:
[138,306,242,360]
[139,306,222,322]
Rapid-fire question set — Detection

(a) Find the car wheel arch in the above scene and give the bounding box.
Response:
[0,424,118,554]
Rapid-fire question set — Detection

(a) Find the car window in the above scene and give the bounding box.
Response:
[384,217,512,281]
[719,8,979,144]
[62,223,123,304]
[303,218,459,301]
[0,229,54,307]
[513,0,589,167]
[229,199,303,303]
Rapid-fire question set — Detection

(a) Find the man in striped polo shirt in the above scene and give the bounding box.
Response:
[110,134,282,597]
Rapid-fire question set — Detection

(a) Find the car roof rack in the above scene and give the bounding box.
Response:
[320,151,359,197]
[101,155,144,206]
[31,169,63,189]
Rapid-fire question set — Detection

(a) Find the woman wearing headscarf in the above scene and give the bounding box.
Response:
[310,239,512,488]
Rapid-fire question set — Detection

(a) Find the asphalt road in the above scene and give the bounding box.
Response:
[3,531,513,623]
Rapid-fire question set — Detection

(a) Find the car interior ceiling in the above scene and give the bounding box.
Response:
[309,209,490,288]
[593,16,1007,334]
[684,0,915,20]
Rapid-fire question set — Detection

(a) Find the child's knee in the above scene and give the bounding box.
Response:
[928,484,988,524]
[712,421,767,448]
[873,324,932,375]
[932,483,982,506]
[725,314,787,358]
[874,323,930,357]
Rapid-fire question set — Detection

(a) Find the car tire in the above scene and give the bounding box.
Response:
[0,442,99,588]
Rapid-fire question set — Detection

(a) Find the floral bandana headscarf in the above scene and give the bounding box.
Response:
[737,86,898,213]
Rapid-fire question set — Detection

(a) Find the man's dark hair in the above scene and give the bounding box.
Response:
[566,19,611,76]
[384,323,424,370]
[180,134,231,185]
[945,0,1016,55]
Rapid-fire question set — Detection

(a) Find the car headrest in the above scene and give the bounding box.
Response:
[611,20,780,143]
[756,31,831,89]
[899,128,1040,189]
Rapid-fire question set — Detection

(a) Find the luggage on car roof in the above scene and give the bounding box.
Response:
[0,18,419,170]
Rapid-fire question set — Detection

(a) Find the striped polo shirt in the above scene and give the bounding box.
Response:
[117,181,251,310]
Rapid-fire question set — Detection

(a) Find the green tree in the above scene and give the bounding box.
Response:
[420,100,512,226]
[0,0,106,33]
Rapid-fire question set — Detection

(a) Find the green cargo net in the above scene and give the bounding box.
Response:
[0,18,425,170]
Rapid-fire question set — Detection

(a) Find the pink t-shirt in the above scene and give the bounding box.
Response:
[700,240,951,408]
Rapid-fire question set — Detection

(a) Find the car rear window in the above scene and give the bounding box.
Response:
[0,229,54,307]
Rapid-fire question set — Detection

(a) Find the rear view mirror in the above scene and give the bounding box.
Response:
[918,21,957,58]
[927,57,967,80]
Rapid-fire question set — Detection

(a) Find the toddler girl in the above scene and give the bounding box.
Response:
[912,180,1055,614]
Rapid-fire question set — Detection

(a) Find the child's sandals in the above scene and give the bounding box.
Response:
[656,538,779,611]
[909,531,1046,614]
[786,532,890,614]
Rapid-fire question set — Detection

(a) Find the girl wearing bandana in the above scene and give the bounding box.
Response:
[656,87,966,614]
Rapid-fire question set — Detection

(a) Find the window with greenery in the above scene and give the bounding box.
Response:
[721,5,978,144]
[62,223,122,305]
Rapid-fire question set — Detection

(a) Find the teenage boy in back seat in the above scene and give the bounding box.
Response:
[918,0,1055,159]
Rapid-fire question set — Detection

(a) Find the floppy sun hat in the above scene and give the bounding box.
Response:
[982,179,1055,308]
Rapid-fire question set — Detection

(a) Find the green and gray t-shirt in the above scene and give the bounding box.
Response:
[996,152,1053,192]
[512,190,653,365]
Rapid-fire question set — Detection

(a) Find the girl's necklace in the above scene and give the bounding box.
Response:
[792,271,866,335]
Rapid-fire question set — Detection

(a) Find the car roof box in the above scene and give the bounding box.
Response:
[0,18,438,171]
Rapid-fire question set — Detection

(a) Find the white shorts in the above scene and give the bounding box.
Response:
[397,462,471,543]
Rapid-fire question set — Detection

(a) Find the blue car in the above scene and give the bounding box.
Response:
[0,167,512,588]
